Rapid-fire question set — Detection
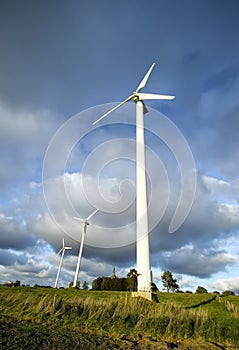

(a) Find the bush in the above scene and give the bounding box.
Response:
[92,277,128,291]
[222,290,235,296]
[196,286,208,294]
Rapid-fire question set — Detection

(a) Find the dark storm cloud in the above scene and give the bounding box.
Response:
[0,213,36,250]
[0,249,27,266]
[83,244,136,268]
[0,101,61,196]
[0,1,143,114]
[0,1,84,113]
[159,246,236,278]
[1,0,237,117]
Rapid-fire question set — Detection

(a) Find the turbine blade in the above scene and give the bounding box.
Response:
[73,216,85,223]
[56,248,63,257]
[137,93,175,100]
[135,63,155,93]
[62,238,65,247]
[65,246,72,250]
[86,208,99,221]
[93,95,134,125]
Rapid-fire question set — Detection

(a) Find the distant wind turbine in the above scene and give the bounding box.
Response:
[72,209,99,288]
[54,238,72,288]
[94,63,175,293]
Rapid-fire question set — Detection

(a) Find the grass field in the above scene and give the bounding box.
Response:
[0,286,239,349]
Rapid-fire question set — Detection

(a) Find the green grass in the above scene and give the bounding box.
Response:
[0,286,239,349]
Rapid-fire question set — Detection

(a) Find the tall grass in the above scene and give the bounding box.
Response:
[0,287,238,346]
[217,296,239,319]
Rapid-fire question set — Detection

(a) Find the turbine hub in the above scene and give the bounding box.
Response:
[133,92,140,103]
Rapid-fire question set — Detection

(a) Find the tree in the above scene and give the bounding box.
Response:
[92,277,102,290]
[69,281,80,289]
[161,271,179,292]
[196,286,208,294]
[14,280,20,287]
[82,281,89,290]
[92,276,128,291]
[222,290,235,296]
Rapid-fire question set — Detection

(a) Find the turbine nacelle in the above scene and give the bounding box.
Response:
[56,238,72,257]
[73,208,99,227]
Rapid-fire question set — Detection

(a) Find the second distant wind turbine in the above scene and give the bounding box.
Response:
[54,238,72,288]
[72,209,99,288]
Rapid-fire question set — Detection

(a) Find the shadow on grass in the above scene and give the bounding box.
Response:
[183,295,217,309]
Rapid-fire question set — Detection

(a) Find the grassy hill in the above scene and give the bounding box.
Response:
[0,286,239,349]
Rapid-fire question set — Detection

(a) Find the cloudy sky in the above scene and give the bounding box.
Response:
[1,0,239,293]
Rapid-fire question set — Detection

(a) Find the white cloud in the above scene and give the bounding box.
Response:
[1,152,239,288]
[177,277,196,291]
[202,175,239,204]
[159,245,237,278]
[202,175,229,191]
[2,167,239,287]
[212,277,239,293]
[38,266,52,278]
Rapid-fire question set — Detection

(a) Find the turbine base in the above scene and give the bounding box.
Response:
[131,291,158,302]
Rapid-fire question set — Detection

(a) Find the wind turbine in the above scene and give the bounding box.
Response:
[54,238,72,288]
[72,208,99,288]
[94,63,175,293]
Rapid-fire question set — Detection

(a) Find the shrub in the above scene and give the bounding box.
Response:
[196,286,208,294]
[92,277,128,291]
[222,290,235,296]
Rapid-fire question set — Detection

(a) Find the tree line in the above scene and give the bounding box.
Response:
[92,269,139,291]
[91,270,236,295]
[3,270,236,295]
[92,268,158,292]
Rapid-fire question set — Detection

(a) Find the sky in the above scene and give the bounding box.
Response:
[0,0,239,293]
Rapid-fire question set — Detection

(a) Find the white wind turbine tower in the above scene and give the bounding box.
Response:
[94,63,175,295]
[72,209,99,288]
[54,238,72,288]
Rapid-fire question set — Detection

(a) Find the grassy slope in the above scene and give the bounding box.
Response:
[0,286,239,349]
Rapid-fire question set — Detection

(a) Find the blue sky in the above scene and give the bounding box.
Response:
[1,0,239,292]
